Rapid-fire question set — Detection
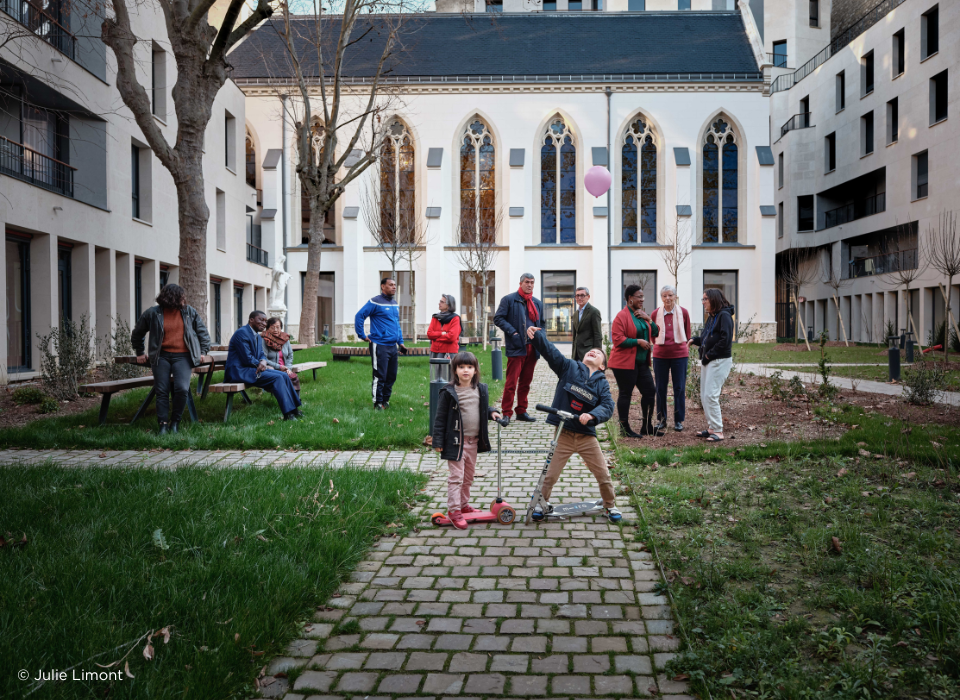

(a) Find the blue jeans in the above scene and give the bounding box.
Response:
[653,356,688,423]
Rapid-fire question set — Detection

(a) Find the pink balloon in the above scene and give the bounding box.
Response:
[584,166,612,198]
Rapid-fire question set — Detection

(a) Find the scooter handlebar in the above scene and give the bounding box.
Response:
[496,417,510,427]
[535,403,596,426]
[535,404,558,415]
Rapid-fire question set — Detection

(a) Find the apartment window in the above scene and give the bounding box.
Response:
[131,144,140,219]
[893,29,905,77]
[773,41,788,68]
[836,71,845,111]
[151,45,166,118]
[798,195,814,232]
[135,262,143,321]
[679,0,691,8]
[921,5,939,60]
[621,271,657,315]
[930,70,948,124]
[809,0,819,27]
[914,150,928,199]
[703,271,738,328]
[627,0,644,9]
[211,281,222,344]
[825,132,836,172]
[778,203,784,239]
[234,286,243,331]
[224,111,236,170]
[568,0,582,8]
[160,268,169,288]
[216,189,226,251]
[542,271,576,341]
[6,235,32,371]
[57,246,72,327]
[799,96,810,127]
[485,0,503,11]
[862,51,874,95]
[543,1,556,8]
[778,153,784,189]
[861,112,874,156]
[887,98,899,143]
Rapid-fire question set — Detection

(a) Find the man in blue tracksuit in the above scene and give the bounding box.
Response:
[355,277,407,409]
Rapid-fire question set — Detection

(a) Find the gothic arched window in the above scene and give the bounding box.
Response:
[702,116,739,243]
[380,119,415,243]
[245,131,256,188]
[540,116,576,244]
[621,116,657,243]
[459,118,496,243]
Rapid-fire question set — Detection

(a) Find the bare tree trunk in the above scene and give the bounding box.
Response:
[794,290,812,351]
[942,281,959,358]
[409,256,415,342]
[174,157,210,316]
[832,294,849,346]
[300,200,329,345]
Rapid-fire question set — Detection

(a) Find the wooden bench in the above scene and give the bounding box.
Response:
[331,346,430,361]
[81,375,198,426]
[207,363,326,421]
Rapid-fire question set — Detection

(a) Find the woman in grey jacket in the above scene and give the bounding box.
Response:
[263,317,300,395]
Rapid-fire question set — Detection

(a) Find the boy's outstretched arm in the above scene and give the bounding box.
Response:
[528,327,573,377]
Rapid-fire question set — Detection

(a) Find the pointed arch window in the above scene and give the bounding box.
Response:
[621,116,657,243]
[300,118,335,244]
[540,116,576,244]
[380,119,416,244]
[459,118,496,243]
[702,117,739,243]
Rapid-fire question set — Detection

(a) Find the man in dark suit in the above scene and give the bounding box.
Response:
[571,286,603,362]
[225,310,302,420]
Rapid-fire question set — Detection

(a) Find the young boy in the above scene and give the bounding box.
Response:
[525,326,621,523]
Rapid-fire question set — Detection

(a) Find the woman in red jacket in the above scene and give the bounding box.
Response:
[608,285,660,438]
[427,294,461,358]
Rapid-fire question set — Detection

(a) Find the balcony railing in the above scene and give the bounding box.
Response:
[849,248,917,279]
[822,192,885,230]
[246,243,269,267]
[0,0,76,59]
[768,52,788,68]
[780,113,813,138]
[0,135,75,197]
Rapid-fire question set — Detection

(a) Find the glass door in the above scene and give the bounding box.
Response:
[541,271,575,342]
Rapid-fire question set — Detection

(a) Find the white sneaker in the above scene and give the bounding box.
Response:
[605,507,623,523]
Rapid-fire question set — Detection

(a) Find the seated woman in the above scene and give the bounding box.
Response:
[427,294,461,358]
[262,317,300,396]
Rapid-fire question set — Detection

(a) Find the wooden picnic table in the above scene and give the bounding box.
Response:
[209,343,308,352]
[330,345,431,361]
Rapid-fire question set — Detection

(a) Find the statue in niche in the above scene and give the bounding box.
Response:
[269,254,291,312]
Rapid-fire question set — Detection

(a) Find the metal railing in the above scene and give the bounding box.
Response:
[768,52,788,68]
[0,0,76,59]
[849,248,917,279]
[771,0,907,94]
[0,135,75,197]
[822,192,885,230]
[246,243,269,267]
[780,112,813,138]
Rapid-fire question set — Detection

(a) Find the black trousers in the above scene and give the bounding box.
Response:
[611,363,656,424]
[153,352,193,424]
[371,342,399,405]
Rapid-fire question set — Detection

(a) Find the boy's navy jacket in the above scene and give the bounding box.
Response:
[354,294,404,344]
[530,330,614,437]
[432,382,497,461]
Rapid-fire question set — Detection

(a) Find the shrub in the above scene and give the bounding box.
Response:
[38,315,95,401]
[96,317,147,381]
[816,331,840,401]
[12,386,45,405]
[37,397,60,414]
[903,357,946,405]
[686,343,702,407]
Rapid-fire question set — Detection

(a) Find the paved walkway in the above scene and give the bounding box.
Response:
[739,363,960,406]
[258,364,690,700]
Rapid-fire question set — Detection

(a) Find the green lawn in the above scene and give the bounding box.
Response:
[769,363,960,392]
[0,464,425,700]
[732,342,893,365]
[0,345,503,451]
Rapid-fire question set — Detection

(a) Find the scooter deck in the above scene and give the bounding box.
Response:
[532,498,604,521]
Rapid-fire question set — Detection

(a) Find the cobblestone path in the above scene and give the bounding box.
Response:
[264,364,690,700]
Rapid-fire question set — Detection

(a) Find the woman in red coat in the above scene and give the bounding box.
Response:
[608,285,660,438]
[427,294,461,357]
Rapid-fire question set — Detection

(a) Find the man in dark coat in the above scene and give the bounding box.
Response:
[225,311,302,420]
[571,286,603,362]
[493,272,544,423]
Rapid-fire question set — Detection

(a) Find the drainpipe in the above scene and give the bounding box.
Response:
[281,94,289,327]
[605,87,613,325]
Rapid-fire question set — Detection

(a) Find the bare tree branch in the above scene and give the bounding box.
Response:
[921,210,960,362]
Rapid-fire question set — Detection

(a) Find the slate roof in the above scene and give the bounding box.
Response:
[229,12,762,82]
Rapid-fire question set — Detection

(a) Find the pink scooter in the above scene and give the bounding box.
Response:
[432,418,517,526]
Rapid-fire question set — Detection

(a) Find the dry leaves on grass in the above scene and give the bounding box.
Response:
[831,537,843,553]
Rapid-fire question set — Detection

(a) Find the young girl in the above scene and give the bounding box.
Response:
[432,352,503,529]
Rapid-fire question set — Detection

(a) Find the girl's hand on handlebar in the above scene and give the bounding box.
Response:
[491,412,502,421]
[434,447,442,453]
[579,413,594,425]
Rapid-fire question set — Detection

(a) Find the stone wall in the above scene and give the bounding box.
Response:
[831,0,878,38]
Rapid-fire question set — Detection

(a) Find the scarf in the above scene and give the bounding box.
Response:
[433,294,457,324]
[517,286,539,322]
[654,306,687,345]
[262,325,290,352]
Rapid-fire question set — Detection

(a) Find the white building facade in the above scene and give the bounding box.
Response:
[770,0,960,344]
[236,7,779,343]
[1,0,271,381]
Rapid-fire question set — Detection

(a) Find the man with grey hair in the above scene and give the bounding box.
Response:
[571,286,603,362]
[494,273,544,423]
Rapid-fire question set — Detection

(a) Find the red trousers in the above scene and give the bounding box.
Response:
[501,344,538,417]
